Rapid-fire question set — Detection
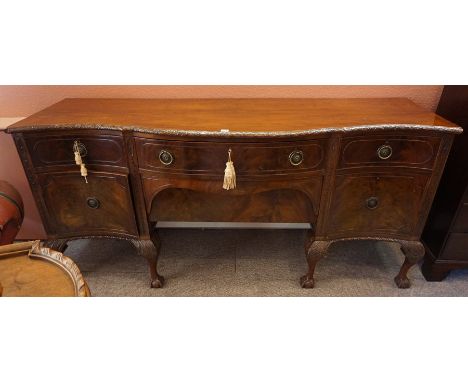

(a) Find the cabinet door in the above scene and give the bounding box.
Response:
[38,172,138,237]
[327,173,429,237]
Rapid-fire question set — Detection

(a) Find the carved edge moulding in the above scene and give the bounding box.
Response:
[7,123,462,136]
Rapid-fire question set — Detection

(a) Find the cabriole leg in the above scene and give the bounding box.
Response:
[131,231,164,288]
[300,237,331,289]
[395,240,424,289]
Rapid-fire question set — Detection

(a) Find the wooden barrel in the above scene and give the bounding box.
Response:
[0,181,24,245]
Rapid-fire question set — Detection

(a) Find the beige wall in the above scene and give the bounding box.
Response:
[0,85,443,116]
[0,119,47,239]
[0,85,444,239]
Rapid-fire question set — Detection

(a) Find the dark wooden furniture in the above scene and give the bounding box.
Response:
[422,86,468,281]
[0,180,24,245]
[5,98,462,289]
[0,241,90,297]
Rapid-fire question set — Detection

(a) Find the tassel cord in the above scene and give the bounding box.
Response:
[223,148,236,190]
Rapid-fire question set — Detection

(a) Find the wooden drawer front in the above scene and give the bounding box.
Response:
[38,172,138,237]
[338,135,439,169]
[441,233,468,261]
[452,203,468,232]
[135,138,325,175]
[327,173,429,236]
[25,134,127,169]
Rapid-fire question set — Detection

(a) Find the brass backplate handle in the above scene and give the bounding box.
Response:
[366,196,379,210]
[377,144,392,160]
[159,149,174,166]
[289,150,304,166]
[86,197,100,209]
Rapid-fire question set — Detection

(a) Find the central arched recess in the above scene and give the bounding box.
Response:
[149,187,316,224]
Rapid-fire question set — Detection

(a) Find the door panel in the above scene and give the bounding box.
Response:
[38,172,138,237]
[327,173,429,237]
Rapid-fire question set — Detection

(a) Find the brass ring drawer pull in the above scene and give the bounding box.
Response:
[75,142,87,157]
[289,150,304,166]
[377,145,392,160]
[366,196,379,210]
[159,150,174,166]
[86,197,100,209]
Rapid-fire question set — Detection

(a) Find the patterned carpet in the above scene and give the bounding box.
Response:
[64,229,468,297]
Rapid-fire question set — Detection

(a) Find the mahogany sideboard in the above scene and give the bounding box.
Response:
[5,98,462,289]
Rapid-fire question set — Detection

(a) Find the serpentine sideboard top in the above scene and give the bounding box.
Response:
[6,98,461,137]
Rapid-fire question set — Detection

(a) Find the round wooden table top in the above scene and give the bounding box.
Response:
[0,241,90,297]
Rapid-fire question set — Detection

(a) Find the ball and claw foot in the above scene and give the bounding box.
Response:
[300,275,315,288]
[394,241,424,289]
[394,275,410,289]
[132,234,164,289]
[150,275,165,288]
[301,239,330,289]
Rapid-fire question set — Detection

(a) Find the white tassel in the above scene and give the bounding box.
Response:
[73,141,83,165]
[74,141,88,183]
[74,150,82,165]
[223,149,236,190]
[80,164,88,183]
